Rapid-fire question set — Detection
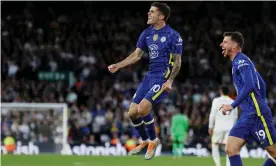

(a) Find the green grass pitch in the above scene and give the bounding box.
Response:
[2,155,265,166]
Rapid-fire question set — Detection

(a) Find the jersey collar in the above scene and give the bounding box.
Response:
[151,24,169,32]
[232,52,242,63]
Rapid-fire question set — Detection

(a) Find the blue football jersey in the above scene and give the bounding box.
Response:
[136,25,183,76]
[231,52,271,117]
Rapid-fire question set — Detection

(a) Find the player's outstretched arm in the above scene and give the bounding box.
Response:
[108,48,144,73]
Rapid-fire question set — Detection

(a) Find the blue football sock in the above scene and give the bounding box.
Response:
[229,155,243,166]
[132,117,149,141]
[142,113,157,141]
[264,158,276,166]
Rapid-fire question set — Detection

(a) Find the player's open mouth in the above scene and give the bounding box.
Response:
[222,48,226,54]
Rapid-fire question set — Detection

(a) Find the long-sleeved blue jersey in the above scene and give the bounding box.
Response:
[231,52,271,117]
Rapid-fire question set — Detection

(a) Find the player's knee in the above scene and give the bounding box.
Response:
[128,111,139,120]
[266,144,276,158]
[128,103,139,120]
[138,100,152,117]
[225,144,239,156]
[269,151,276,158]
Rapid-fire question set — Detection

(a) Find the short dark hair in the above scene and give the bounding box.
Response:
[223,31,244,48]
[151,2,171,22]
[220,85,230,96]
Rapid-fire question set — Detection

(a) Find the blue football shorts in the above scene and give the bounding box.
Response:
[229,112,276,148]
[132,73,168,106]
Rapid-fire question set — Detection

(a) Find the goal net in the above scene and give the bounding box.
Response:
[1,103,68,155]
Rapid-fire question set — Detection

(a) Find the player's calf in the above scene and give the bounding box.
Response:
[225,136,245,166]
[128,102,149,142]
[212,143,221,166]
[128,103,150,156]
[138,98,159,160]
[138,99,156,140]
[172,140,178,156]
[225,136,245,156]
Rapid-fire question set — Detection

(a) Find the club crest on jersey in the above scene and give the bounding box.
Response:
[160,36,166,42]
[153,34,158,41]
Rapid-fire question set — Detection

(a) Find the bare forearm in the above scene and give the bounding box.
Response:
[168,54,181,81]
[116,53,138,68]
[116,48,144,69]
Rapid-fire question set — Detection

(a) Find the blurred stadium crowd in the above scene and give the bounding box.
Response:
[1,2,276,151]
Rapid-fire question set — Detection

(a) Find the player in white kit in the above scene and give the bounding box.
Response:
[209,86,238,166]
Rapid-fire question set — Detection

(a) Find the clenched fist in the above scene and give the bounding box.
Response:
[162,80,173,93]
[219,104,233,115]
[108,64,119,73]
